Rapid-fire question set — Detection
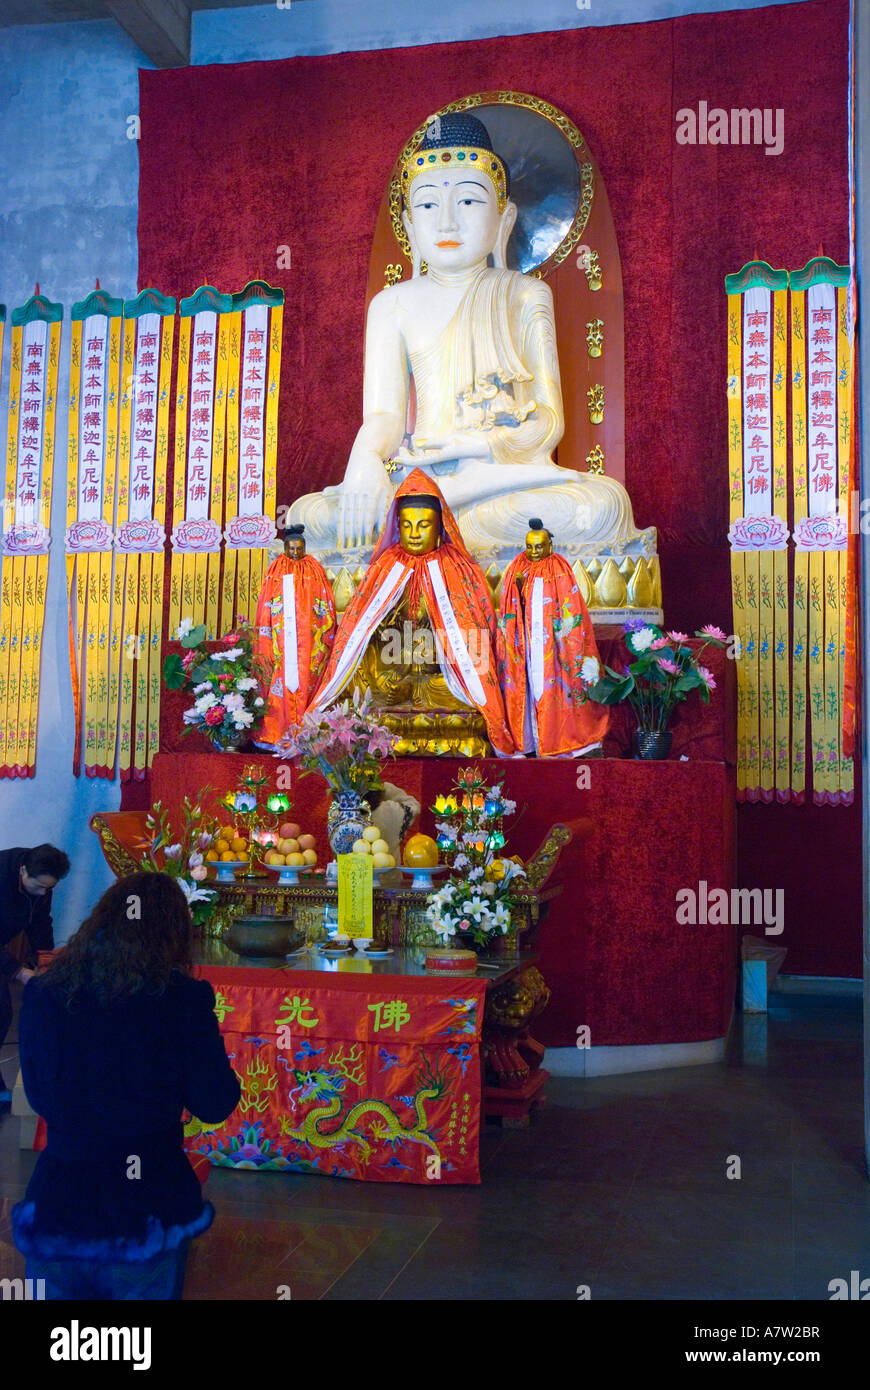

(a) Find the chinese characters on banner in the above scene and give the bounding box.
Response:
[65,289,123,778]
[726,257,854,808]
[115,291,175,782]
[0,292,62,778]
[184,967,487,1185]
[220,282,282,634]
[790,258,853,806]
[170,281,283,643]
[726,265,789,804]
[64,288,175,780]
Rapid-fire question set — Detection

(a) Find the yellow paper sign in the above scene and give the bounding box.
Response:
[337,853,373,938]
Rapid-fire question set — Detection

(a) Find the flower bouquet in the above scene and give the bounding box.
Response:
[276,688,396,794]
[424,767,526,951]
[138,796,220,930]
[584,621,728,756]
[162,617,267,751]
[276,690,397,857]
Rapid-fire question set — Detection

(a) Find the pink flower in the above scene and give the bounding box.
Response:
[223,632,240,645]
[181,650,196,668]
[698,666,716,689]
[667,631,688,644]
[658,658,680,675]
[190,865,208,882]
[650,637,670,650]
[699,624,727,641]
[205,706,224,726]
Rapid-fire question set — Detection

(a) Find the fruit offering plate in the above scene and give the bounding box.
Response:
[262,861,318,887]
[399,863,448,892]
[210,859,249,883]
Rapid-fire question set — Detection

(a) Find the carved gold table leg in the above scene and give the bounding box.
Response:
[483,966,551,1127]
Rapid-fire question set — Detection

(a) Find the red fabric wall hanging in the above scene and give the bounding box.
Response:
[134,0,860,979]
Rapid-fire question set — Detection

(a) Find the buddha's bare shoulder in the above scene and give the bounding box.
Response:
[368,278,429,314]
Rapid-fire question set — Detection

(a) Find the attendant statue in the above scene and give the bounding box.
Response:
[289,111,651,568]
[253,524,337,749]
[498,518,608,757]
[306,470,513,757]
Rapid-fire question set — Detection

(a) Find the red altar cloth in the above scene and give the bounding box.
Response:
[147,754,736,1050]
[184,965,486,1185]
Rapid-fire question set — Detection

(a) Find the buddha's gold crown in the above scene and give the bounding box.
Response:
[402,146,508,214]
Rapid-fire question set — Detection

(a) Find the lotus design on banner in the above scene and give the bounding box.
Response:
[2,521,51,556]
[171,517,222,553]
[792,513,848,552]
[224,513,276,549]
[727,514,789,551]
[64,518,113,554]
[115,518,165,554]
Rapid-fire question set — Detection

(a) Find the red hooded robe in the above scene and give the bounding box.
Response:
[498,549,609,756]
[307,470,514,756]
[253,552,337,747]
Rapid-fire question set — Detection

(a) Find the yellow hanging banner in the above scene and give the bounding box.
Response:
[1,293,63,778]
[221,283,284,629]
[789,256,852,807]
[724,261,789,803]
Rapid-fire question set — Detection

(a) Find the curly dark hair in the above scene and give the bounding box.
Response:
[42,872,193,1008]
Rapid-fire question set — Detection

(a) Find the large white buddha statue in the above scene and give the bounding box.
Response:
[290,113,654,573]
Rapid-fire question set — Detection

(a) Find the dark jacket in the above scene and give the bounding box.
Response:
[12,970,240,1262]
[0,847,54,978]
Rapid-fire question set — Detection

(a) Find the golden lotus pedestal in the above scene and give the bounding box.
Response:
[379,708,489,758]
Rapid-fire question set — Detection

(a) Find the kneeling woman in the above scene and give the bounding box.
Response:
[12,872,240,1300]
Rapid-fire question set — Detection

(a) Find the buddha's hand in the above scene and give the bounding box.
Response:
[336,473,389,549]
[394,430,493,469]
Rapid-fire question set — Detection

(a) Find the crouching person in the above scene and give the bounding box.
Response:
[12,872,240,1300]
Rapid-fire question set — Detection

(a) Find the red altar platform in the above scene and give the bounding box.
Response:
[138,639,735,1051]
[184,944,493,1185]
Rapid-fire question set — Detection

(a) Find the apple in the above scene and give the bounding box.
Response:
[279,837,299,855]
[286,852,305,867]
[279,822,301,840]
[297,833,316,851]
[301,848,317,866]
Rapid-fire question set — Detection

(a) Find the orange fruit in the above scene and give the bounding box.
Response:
[236,851,249,863]
[205,850,219,863]
[231,837,247,853]
[215,838,230,853]
[219,825,235,842]
[220,850,236,862]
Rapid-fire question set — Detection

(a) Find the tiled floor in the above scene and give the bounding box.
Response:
[1,991,867,1299]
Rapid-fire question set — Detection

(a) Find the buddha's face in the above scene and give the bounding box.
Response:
[284,537,305,560]
[525,529,553,561]
[405,166,504,272]
[399,506,441,555]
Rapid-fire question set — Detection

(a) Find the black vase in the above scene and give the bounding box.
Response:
[633,729,673,760]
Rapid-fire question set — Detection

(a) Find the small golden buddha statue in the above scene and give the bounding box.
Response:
[306,470,514,756]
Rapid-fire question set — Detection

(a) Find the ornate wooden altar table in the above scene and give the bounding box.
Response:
[184,941,542,1185]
